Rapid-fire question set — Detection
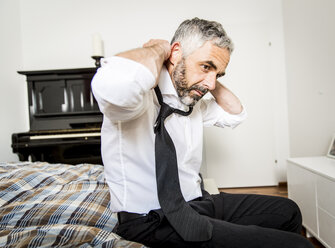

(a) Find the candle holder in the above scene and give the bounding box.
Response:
[91,56,104,68]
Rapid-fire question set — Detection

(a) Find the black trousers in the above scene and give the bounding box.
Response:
[115,192,314,248]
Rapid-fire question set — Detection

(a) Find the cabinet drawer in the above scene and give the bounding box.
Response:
[317,175,335,217]
[287,162,318,233]
[318,207,335,248]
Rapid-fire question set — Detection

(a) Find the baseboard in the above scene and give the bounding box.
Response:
[278,181,287,187]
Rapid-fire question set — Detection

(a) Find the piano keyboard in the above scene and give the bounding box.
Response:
[30,132,101,140]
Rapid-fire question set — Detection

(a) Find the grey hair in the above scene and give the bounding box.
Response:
[171,17,234,57]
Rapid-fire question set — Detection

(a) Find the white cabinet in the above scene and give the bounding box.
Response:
[287,156,335,248]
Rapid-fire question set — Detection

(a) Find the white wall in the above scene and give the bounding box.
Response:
[1,0,290,187]
[203,0,289,187]
[0,0,28,162]
[282,0,335,157]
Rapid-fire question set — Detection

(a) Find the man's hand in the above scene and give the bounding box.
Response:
[116,39,171,82]
[142,39,171,61]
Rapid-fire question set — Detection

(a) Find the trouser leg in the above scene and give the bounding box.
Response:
[211,192,303,234]
[114,193,313,248]
[207,217,314,248]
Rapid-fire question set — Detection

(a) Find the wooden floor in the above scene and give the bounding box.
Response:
[219,185,325,248]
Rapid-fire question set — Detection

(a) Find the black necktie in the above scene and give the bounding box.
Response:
[154,86,213,242]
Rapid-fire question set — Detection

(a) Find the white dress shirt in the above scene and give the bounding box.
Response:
[91,56,247,214]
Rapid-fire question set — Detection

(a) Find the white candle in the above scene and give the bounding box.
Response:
[92,34,103,57]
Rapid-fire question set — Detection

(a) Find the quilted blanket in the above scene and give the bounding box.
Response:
[0,162,146,248]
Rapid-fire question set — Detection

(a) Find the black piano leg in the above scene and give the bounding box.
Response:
[17,153,29,162]
[31,153,45,162]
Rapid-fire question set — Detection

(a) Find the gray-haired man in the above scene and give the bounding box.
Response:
[92,18,313,247]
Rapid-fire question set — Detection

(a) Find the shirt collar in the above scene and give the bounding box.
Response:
[158,66,178,97]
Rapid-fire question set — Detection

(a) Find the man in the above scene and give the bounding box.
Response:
[92,18,313,248]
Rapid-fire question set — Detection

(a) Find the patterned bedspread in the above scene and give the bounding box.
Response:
[0,162,146,248]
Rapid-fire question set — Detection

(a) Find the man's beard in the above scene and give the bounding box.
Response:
[172,59,208,106]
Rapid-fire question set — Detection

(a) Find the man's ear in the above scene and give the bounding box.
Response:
[168,42,182,65]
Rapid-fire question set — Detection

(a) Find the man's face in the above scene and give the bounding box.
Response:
[172,41,230,106]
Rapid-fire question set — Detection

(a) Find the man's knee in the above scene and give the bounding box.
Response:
[281,197,303,233]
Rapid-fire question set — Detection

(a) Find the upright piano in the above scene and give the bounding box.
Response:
[11,67,103,165]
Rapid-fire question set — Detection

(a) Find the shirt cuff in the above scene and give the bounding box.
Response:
[214,103,248,129]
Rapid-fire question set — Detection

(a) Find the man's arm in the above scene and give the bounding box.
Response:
[116,39,171,84]
[91,39,171,122]
[210,81,244,115]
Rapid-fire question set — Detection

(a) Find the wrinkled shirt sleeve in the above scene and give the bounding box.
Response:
[91,56,156,122]
[200,96,247,128]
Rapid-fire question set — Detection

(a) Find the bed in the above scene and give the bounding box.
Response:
[0,161,146,247]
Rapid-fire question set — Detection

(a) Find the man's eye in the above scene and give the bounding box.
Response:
[201,65,210,71]
[216,73,225,79]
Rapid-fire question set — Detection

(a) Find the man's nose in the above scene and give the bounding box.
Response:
[204,73,217,91]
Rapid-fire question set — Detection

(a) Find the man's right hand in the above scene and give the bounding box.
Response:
[142,39,171,61]
[116,39,171,82]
